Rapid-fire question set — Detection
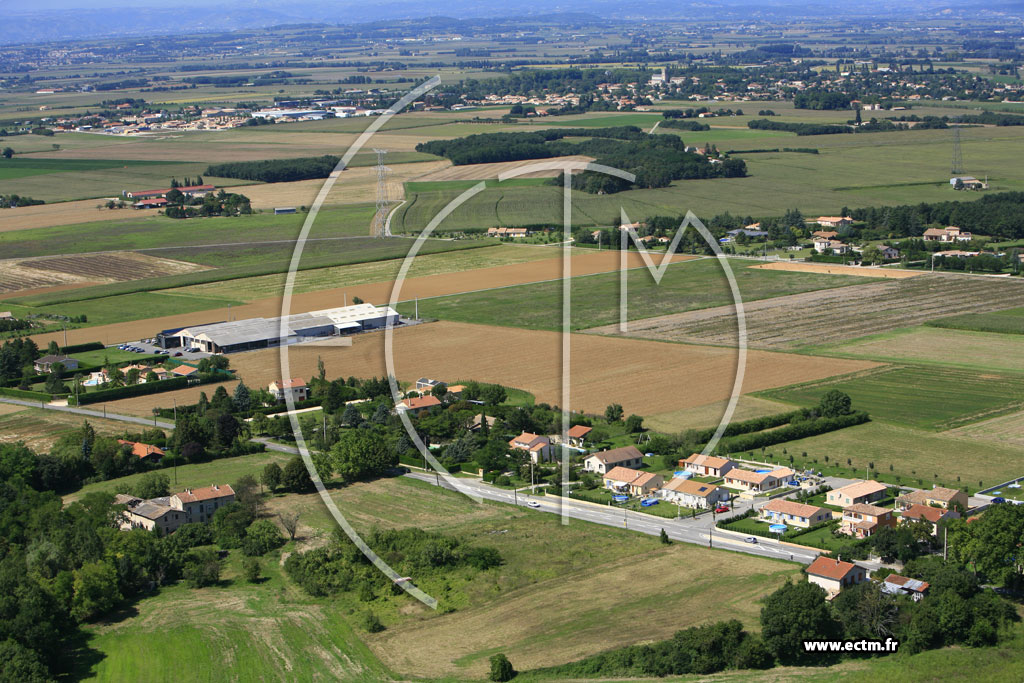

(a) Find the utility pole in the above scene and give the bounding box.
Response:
[172,398,178,486]
[415,297,419,320]
[943,525,948,561]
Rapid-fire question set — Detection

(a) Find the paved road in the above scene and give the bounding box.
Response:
[0,396,175,430]
[405,471,821,565]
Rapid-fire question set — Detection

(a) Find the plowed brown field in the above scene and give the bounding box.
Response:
[0,252,206,294]
[749,262,920,278]
[100,321,878,419]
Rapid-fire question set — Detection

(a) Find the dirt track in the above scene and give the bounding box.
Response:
[749,262,920,279]
[589,273,1024,349]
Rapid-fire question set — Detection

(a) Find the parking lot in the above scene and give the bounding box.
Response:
[116,338,212,362]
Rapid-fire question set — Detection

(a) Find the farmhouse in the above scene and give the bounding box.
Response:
[116,483,235,533]
[583,445,644,473]
[876,245,900,259]
[566,424,592,447]
[816,216,853,228]
[660,478,727,509]
[882,574,929,601]
[839,503,895,538]
[168,303,399,354]
[950,176,988,190]
[116,439,165,462]
[827,480,887,507]
[508,432,553,463]
[397,395,442,414]
[33,355,78,373]
[680,453,735,478]
[922,226,973,243]
[125,184,215,200]
[806,556,868,596]
[172,484,235,524]
[900,503,959,535]
[811,230,839,239]
[896,486,967,511]
[269,378,308,402]
[487,227,529,237]
[723,467,794,493]
[759,499,830,529]
[603,466,664,496]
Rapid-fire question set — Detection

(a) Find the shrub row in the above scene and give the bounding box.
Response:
[0,386,60,401]
[69,376,190,405]
[719,412,870,453]
[692,409,804,444]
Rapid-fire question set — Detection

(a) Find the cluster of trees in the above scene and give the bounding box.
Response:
[163,188,251,219]
[847,191,1024,240]
[205,155,340,183]
[169,385,261,464]
[0,337,38,384]
[0,193,45,208]
[793,91,852,110]
[748,118,852,136]
[285,527,500,603]
[659,119,711,131]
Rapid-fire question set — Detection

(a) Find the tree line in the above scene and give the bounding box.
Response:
[205,155,340,183]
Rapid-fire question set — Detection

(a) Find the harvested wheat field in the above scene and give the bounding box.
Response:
[220,321,878,419]
[590,273,1024,350]
[0,252,207,295]
[30,249,695,349]
[0,407,143,452]
[414,154,595,181]
[945,409,1024,449]
[0,199,143,233]
[240,160,447,209]
[749,262,920,278]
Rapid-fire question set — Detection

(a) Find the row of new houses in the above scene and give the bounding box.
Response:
[806,557,930,601]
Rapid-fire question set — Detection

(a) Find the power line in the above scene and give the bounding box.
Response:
[951,125,963,176]
[372,148,392,238]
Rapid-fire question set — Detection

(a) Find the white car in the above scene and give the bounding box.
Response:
[526,501,541,509]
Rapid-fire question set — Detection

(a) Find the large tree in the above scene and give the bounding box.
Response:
[329,429,397,483]
[760,581,842,665]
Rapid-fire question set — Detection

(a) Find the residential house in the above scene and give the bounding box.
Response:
[170,365,199,378]
[896,486,968,512]
[811,230,839,240]
[487,227,529,238]
[723,467,794,493]
[269,378,309,402]
[876,245,900,259]
[827,480,888,507]
[508,431,554,463]
[34,355,79,373]
[813,238,850,254]
[759,499,831,529]
[397,395,442,415]
[840,503,896,538]
[679,453,736,478]
[445,384,466,399]
[881,574,929,601]
[170,484,236,524]
[900,503,959,536]
[660,478,728,509]
[922,226,973,242]
[566,424,592,447]
[816,216,853,228]
[470,413,497,432]
[116,494,186,534]
[582,445,644,474]
[603,466,664,496]
[806,556,868,596]
[415,378,446,393]
[117,439,165,462]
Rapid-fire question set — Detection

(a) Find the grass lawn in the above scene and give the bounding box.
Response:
[747,420,1023,493]
[397,258,873,331]
[0,407,145,454]
[927,307,1024,336]
[759,364,1024,431]
[69,347,161,365]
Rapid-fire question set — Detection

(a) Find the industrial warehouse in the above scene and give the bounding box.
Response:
[157,303,401,354]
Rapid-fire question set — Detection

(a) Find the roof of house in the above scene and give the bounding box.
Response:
[663,478,719,497]
[762,498,827,518]
[567,425,593,438]
[273,377,306,389]
[604,466,661,488]
[402,395,442,410]
[725,469,774,484]
[902,503,949,523]
[817,216,852,222]
[171,365,198,376]
[682,453,733,469]
[812,230,839,238]
[806,556,861,581]
[130,501,173,520]
[35,354,72,364]
[843,503,890,517]
[586,445,643,465]
[833,480,888,499]
[923,227,949,236]
[884,574,930,593]
[174,484,235,503]
[117,440,165,459]
[899,487,962,505]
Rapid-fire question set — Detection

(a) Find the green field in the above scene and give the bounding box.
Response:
[0,157,182,180]
[403,177,550,193]
[927,307,1024,335]
[397,258,873,331]
[759,365,1024,431]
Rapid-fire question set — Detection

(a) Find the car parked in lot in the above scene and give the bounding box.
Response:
[173,352,183,357]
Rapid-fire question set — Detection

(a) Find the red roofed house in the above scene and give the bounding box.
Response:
[582,445,643,474]
[760,498,831,529]
[603,466,664,496]
[680,453,736,478]
[170,484,235,524]
[882,574,930,601]
[806,556,868,596]
[269,378,309,402]
[900,503,959,535]
[508,432,554,463]
[117,439,165,462]
[566,424,592,447]
[170,365,199,378]
[816,216,853,228]
[397,394,442,415]
[840,503,896,538]
[922,226,972,243]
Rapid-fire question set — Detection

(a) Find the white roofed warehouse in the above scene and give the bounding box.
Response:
[167,303,400,354]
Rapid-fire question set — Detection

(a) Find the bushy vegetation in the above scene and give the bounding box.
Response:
[205,155,340,183]
[748,118,852,136]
